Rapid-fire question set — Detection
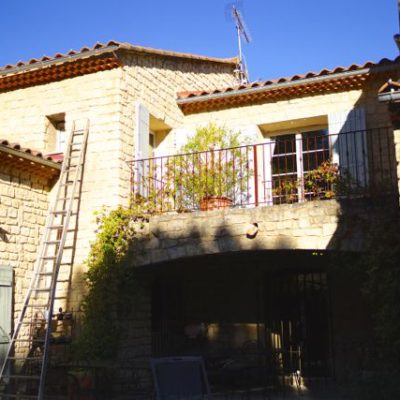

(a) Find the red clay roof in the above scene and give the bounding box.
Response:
[177,56,400,113]
[0,139,62,164]
[0,40,237,75]
[177,56,400,101]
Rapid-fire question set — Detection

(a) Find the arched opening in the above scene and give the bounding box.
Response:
[150,250,336,390]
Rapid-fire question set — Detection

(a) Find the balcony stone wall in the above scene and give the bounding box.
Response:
[127,198,391,268]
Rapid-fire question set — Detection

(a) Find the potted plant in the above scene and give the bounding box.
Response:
[303,159,339,199]
[169,123,250,211]
[272,179,299,204]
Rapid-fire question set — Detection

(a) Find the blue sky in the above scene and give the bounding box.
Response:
[1,0,398,81]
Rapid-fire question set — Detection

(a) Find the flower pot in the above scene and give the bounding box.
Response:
[200,196,232,211]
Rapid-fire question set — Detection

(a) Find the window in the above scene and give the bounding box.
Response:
[46,113,66,154]
[55,121,66,153]
[271,129,330,204]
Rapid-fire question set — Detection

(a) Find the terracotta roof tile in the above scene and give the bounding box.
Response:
[176,55,400,102]
[0,139,62,164]
[0,40,237,75]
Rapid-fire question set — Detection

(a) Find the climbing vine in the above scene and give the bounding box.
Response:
[74,204,148,360]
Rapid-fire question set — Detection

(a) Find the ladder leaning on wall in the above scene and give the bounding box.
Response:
[0,120,89,399]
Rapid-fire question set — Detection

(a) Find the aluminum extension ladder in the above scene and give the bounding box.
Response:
[0,121,89,399]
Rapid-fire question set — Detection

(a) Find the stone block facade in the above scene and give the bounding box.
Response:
[0,161,53,356]
[0,51,237,311]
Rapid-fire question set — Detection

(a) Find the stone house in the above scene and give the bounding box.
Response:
[0,40,400,394]
[0,140,60,369]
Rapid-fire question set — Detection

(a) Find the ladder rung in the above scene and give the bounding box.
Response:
[51,210,67,215]
[40,256,57,260]
[14,338,45,343]
[38,272,53,276]
[26,306,48,311]
[0,394,39,399]
[3,374,41,380]
[60,181,81,187]
[45,240,60,245]
[32,288,51,292]
[57,198,79,202]
[7,356,42,361]
[20,318,46,326]
[48,225,64,230]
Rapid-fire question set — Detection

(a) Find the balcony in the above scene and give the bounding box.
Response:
[129,127,397,213]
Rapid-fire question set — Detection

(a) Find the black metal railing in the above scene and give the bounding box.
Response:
[129,127,397,213]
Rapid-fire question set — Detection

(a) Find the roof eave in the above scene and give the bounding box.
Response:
[0,44,120,77]
[177,62,400,108]
[0,144,62,170]
[378,91,400,102]
[177,67,372,107]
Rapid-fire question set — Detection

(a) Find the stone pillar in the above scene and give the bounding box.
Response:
[388,103,400,202]
[394,128,400,202]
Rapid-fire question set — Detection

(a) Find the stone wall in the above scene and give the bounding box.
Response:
[0,161,53,354]
[0,68,124,293]
[0,53,237,310]
[127,198,389,268]
[118,53,237,206]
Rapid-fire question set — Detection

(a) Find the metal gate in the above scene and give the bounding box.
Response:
[265,271,331,378]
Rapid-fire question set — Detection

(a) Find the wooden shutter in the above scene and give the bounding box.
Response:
[328,107,368,186]
[135,102,150,160]
[134,102,150,197]
[261,137,276,206]
[0,265,12,368]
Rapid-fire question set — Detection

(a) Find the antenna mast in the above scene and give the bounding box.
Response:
[395,0,400,50]
[231,5,251,84]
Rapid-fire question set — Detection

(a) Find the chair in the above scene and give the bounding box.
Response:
[151,356,213,399]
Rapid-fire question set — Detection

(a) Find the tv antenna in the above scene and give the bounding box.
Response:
[395,0,400,50]
[231,4,252,84]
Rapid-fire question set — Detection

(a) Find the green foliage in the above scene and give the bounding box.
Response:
[74,206,143,361]
[340,208,400,399]
[169,123,250,209]
[360,215,400,365]
[180,123,242,153]
[303,159,339,199]
[272,159,340,202]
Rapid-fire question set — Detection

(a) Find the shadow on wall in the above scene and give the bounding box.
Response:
[0,227,9,243]
[324,82,400,387]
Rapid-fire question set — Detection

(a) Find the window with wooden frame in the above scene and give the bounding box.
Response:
[46,113,66,154]
[270,128,330,204]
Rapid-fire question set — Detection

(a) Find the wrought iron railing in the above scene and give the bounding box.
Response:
[129,127,397,213]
